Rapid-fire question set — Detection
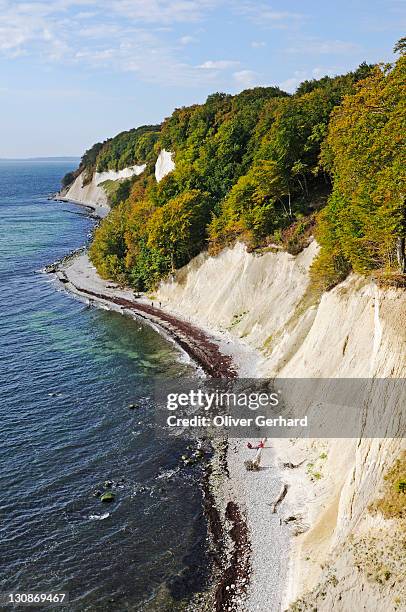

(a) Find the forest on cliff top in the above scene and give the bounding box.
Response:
[65,42,405,291]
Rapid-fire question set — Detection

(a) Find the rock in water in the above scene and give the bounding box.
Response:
[100,492,115,503]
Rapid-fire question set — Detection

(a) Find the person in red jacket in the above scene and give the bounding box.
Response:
[246,440,265,450]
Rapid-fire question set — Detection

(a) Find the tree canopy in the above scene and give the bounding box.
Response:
[83,48,405,292]
[312,56,406,286]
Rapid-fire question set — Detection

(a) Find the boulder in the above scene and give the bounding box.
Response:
[100,492,115,503]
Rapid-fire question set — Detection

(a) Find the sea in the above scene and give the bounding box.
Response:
[0,161,209,610]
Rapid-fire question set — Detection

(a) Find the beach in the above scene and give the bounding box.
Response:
[49,232,406,611]
[49,250,293,611]
[2,163,224,611]
[4,13,405,610]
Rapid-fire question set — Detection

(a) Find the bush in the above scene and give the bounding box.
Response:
[61,171,76,188]
[89,204,128,280]
[280,213,316,255]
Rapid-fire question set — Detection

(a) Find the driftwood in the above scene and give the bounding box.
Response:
[269,483,288,513]
[283,514,309,536]
[282,459,305,469]
[244,459,260,471]
[244,447,263,471]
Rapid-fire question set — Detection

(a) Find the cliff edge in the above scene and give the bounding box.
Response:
[156,241,406,611]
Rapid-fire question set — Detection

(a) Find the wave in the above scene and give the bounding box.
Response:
[88,512,110,521]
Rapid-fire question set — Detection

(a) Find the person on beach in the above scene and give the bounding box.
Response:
[244,438,267,471]
[247,440,265,450]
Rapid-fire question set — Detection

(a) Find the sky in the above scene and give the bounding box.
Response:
[0,0,404,157]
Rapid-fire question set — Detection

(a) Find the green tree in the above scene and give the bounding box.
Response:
[209,160,291,249]
[61,171,76,188]
[89,204,128,281]
[313,56,406,286]
[147,190,212,270]
[394,37,406,55]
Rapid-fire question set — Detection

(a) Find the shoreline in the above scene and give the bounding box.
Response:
[47,249,292,611]
[59,281,239,379]
[52,193,110,219]
[46,250,266,611]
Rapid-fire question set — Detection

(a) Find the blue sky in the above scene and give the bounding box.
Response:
[0,0,404,157]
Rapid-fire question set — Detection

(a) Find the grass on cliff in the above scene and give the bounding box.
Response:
[369,452,406,520]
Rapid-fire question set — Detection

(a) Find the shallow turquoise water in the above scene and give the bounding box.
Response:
[0,162,208,610]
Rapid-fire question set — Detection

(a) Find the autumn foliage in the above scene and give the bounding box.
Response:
[87,47,405,291]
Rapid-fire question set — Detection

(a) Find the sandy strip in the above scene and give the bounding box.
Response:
[49,250,292,611]
[53,252,263,377]
[53,252,241,377]
[53,195,110,219]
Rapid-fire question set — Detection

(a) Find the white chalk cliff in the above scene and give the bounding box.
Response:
[157,241,406,610]
[61,170,109,213]
[61,152,175,211]
[155,150,175,182]
[60,164,146,216]
[95,164,146,185]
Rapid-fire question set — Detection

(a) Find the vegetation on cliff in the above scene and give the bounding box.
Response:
[62,125,160,189]
[312,53,406,288]
[80,45,405,291]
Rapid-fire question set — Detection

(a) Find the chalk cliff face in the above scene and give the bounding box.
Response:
[95,164,146,184]
[61,170,109,213]
[157,241,406,610]
[61,164,148,212]
[61,153,175,211]
[155,150,175,182]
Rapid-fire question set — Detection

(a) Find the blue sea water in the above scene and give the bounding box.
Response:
[0,161,208,610]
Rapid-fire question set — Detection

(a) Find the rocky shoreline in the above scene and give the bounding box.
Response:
[46,251,258,612]
[48,192,406,611]
[57,282,238,379]
[52,191,110,218]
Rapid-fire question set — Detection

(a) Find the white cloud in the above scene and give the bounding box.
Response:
[287,39,360,55]
[278,76,301,93]
[233,69,258,87]
[69,31,218,86]
[279,66,343,93]
[75,12,97,19]
[179,34,197,45]
[0,25,28,52]
[258,10,300,21]
[234,2,304,28]
[0,2,76,59]
[0,0,229,86]
[310,66,342,78]
[78,24,122,38]
[111,0,218,24]
[199,59,240,69]
[2,1,353,92]
[75,48,116,62]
